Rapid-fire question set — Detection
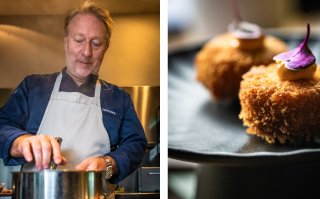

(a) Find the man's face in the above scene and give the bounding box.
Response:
[64,13,108,79]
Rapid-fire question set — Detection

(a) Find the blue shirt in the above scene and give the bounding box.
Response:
[0,71,147,183]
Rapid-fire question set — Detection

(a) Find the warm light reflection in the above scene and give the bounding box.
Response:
[123,86,160,146]
[100,16,160,86]
[0,24,64,88]
[0,15,159,88]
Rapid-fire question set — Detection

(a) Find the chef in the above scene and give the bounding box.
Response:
[0,1,147,184]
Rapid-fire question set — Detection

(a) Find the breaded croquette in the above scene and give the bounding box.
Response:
[195,33,287,100]
[239,64,320,144]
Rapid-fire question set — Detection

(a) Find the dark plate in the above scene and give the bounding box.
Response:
[168,34,320,165]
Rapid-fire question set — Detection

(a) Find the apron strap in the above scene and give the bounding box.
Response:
[53,73,63,93]
[94,80,101,99]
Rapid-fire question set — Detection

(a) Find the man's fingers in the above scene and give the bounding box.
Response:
[18,135,64,170]
[86,161,99,171]
[40,136,52,169]
[75,159,96,170]
[75,160,88,170]
[29,138,43,170]
[20,138,33,162]
[75,157,105,171]
[60,156,67,165]
[50,137,62,165]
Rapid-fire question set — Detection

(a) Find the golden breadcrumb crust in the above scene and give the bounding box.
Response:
[239,64,320,144]
[195,33,287,100]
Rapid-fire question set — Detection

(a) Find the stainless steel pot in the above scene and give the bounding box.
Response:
[12,170,114,199]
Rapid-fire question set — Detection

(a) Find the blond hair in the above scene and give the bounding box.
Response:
[64,1,113,44]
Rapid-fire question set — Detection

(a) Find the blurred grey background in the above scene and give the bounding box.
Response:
[169,0,320,53]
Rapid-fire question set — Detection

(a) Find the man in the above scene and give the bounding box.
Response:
[0,1,147,184]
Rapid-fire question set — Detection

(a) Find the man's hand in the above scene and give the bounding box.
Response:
[10,134,67,170]
[75,157,107,171]
[76,156,119,176]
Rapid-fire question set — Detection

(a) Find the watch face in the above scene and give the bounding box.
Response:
[106,172,112,179]
[105,162,113,179]
[100,156,113,179]
[106,167,113,179]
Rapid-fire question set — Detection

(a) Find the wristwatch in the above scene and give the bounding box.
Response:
[100,156,113,180]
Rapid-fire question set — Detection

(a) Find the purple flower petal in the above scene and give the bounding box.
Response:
[273,23,316,70]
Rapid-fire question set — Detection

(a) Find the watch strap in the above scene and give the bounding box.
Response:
[100,156,113,179]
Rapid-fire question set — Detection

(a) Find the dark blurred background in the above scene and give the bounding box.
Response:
[168,0,320,198]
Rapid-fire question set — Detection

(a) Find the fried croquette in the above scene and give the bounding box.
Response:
[239,64,320,144]
[195,33,287,100]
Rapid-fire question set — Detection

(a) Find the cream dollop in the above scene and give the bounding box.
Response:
[276,60,316,81]
[229,35,264,50]
[228,21,264,50]
[274,23,316,81]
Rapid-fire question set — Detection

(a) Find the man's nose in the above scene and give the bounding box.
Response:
[82,42,93,57]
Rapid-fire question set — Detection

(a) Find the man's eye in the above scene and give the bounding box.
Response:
[92,42,102,47]
[74,38,84,43]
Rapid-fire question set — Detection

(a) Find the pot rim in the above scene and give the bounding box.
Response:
[12,169,104,174]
